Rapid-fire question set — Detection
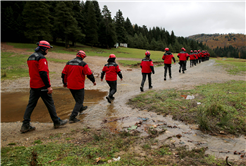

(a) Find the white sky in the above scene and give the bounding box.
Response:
[98,0,246,37]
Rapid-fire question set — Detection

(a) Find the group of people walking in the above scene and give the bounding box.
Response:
[20,40,209,133]
[139,47,210,91]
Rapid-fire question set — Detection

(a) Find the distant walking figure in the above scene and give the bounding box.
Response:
[162,48,176,81]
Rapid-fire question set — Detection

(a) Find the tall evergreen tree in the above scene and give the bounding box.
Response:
[22,1,52,42]
[114,9,127,43]
[124,17,134,36]
[99,5,116,48]
[85,1,98,46]
[53,1,83,48]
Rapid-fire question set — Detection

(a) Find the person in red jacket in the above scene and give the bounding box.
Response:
[177,47,188,73]
[62,50,96,123]
[162,48,176,81]
[189,50,196,67]
[140,51,155,92]
[101,54,123,103]
[20,40,68,133]
[194,50,198,65]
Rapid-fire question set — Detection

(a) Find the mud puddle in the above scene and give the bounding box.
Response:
[102,105,246,161]
[1,88,107,122]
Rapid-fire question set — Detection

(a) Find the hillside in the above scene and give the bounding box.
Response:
[187,33,246,49]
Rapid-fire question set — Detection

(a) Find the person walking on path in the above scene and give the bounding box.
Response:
[177,47,188,73]
[140,51,155,91]
[189,50,196,67]
[162,48,176,81]
[101,54,123,103]
[20,40,68,133]
[62,50,96,123]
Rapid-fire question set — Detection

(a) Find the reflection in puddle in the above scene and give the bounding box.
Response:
[1,88,107,122]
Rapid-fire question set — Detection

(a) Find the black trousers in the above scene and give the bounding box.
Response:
[106,80,117,98]
[141,73,152,88]
[69,88,84,118]
[23,88,60,125]
[179,61,186,72]
[164,64,172,78]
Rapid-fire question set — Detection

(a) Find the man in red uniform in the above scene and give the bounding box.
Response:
[62,50,96,123]
[189,50,196,67]
[20,40,68,133]
[177,47,188,73]
[162,48,176,81]
[140,51,155,92]
[101,54,123,103]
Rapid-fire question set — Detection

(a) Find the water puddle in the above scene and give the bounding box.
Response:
[1,88,107,122]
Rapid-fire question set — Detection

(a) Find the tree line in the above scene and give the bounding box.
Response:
[1,0,219,57]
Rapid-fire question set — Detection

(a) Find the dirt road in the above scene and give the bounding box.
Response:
[1,43,245,160]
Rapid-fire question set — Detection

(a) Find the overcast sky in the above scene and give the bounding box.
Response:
[98,0,245,37]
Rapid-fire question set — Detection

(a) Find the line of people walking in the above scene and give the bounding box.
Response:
[139,47,210,91]
[20,40,209,133]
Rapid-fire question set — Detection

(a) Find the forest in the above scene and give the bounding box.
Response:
[2,0,244,58]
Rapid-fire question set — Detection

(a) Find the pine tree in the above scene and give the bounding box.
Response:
[124,17,134,36]
[22,1,52,42]
[99,5,117,48]
[54,1,83,48]
[85,1,98,46]
[114,9,127,43]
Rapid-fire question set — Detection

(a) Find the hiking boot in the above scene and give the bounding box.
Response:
[69,117,80,123]
[169,76,172,79]
[149,86,153,89]
[110,96,115,100]
[106,96,111,103]
[54,119,68,129]
[140,87,144,92]
[179,69,181,73]
[164,77,166,81]
[182,71,185,74]
[79,106,88,114]
[20,124,36,133]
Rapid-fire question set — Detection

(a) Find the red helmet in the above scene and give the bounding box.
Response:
[109,54,116,58]
[38,40,53,49]
[198,50,200,52]
[190,50,193,52]
[76,50,86,58]
[145,51,150,56]
[194,50,197,52]
[181,47,185,51]
[165,48,169,51]
[184,48,186,51]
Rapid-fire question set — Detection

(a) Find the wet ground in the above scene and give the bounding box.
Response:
[1,43,245,162]
[1,89,107,122]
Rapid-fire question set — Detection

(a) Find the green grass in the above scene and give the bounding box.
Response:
[128,80,246,135]
[215,57,246,75]
[1,129,231,166]
[1,52,29,79]
[6,42,179,60]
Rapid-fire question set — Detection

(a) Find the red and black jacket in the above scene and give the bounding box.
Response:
[189,53,196,60]
[140,58,154,74]
[62,57,95,90]
[162,51,176,64]
[27,51,51,89]
[101,62,122,81]
[177,51,187,61]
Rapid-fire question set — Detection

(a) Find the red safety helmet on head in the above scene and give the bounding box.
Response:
[198,50,200,52]
[190,50,193,52]
[38,40,53,49]
[109,54,116,58]
[165,48,169,51]
[145,51,150,56]
[184,48,186,51]
[76,50,86,58]
[194,50,197,52]
[181,47,185,51]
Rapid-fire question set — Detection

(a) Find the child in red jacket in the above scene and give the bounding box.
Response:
[140,51,155,92]
[101,54,123,103]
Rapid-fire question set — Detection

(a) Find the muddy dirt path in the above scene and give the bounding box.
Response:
[1,43,245,161]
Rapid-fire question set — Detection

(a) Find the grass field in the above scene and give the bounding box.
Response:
[215,58,246,75]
